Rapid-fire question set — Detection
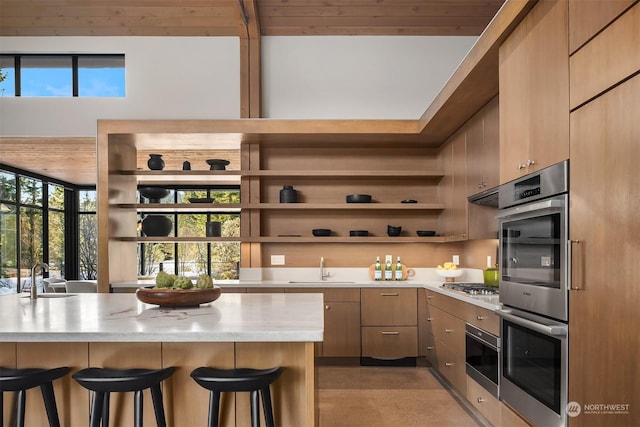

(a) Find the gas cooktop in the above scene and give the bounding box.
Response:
[442,282,499,295]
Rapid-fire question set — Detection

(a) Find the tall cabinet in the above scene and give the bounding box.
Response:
[568,2,640,426]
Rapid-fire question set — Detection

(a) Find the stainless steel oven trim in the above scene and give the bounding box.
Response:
[465,323,500,398]
[498,193,569,321]
[497,308,568,427]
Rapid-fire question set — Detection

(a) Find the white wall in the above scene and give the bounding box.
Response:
[262,36,477,119]
[0,35,477,136]
[0,37,240,137]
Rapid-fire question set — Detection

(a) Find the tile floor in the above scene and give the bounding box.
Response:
[317,364,483,427]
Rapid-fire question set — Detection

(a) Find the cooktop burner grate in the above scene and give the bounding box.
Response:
[442,282,499,295]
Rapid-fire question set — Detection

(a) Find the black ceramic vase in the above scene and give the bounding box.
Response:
[141,215,173,237]
[280,185,298,203]
[139,187,170,203]
[147,154,165,170]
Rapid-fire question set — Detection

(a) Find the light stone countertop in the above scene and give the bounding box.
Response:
[0,292,324,343]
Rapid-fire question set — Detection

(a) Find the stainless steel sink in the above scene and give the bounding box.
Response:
[21,294,76,298]
[288,281,355,284]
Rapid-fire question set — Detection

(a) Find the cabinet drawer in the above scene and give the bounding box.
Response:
[467,376,501,427]
[429,306,465,355]
[361,326,418,358]
[435,340,466,393]
[425,290,467,319]
[361,288,417,326]
[465,305,499,336]
[424,333,438,367]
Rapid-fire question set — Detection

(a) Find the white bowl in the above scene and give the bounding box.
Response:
[436,269,464,281]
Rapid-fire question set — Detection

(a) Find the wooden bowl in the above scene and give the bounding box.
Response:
[136,287,221,308]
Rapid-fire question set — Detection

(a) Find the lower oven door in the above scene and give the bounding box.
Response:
[497,308,568,427]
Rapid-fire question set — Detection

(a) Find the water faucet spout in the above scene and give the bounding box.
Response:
[30,263,49,299]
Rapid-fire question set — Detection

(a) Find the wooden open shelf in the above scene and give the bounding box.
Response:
[117,237,242,243]
[120,203,242,213]
[244,203,444,210]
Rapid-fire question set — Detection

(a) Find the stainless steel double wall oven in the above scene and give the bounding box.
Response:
[496,160,569,427]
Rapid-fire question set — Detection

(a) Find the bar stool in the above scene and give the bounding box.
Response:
[0,366,70,427]
[190,366,283,427]
[72,366,175,427]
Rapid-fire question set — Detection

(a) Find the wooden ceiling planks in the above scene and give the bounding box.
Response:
[0,0,504,37]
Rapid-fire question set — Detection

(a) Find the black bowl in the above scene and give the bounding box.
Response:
[401,199,418,204]
[206,159,230,170]
[139,187,170,203]
[349,230,369,237]
[387,225,402,237]
[417,230,436,237]
[312,229,331,237]
[346,194,372,203]
[142,215,173,237]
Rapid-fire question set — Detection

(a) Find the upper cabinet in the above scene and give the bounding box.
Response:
[499,0,570,183]
[465,97,499,196]
[568,0,636,53]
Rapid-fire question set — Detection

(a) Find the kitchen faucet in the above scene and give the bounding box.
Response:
[30,263,49,299]
[320,257,330,281]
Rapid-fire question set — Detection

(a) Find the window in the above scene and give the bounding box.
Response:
[78,190,97,280]
[0,167,92,293]
[138,187,241,280]
[0,54,125,97]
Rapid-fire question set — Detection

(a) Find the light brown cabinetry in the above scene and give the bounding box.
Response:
[569,1,640,108]
[569,73,640,427]
[286,288,361,357]
[568,0,636,53]
[499,0,570,183]
[466,97,500,196]
[361,288,417,358]
[467,377,530,427]
[438,129,468,241]
[426,290,467,391]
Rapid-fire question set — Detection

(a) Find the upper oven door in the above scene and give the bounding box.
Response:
[497,194,569,321]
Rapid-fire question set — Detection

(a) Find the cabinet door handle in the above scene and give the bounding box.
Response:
[426,317,433,321]
[380,292,399,296]
[477,397,485,403]
[445,328,453,333]
[527,159,536,166]
[570,239,583,290]
[445,362,454,367]
[426,295,433,299]
[325,305,330,310]
[517,163,526,170]
[476,315,485,320]
[427,346,434,350]
[381,331,400,335]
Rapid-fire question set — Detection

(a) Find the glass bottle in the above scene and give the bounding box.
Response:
[395,256,403,281]
[384,257,393,281]
[374,257,382,281]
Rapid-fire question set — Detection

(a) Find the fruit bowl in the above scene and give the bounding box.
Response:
[136,287,221,308]
[436,269,464,282]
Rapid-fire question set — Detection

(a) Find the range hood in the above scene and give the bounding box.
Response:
[468,186,499,207]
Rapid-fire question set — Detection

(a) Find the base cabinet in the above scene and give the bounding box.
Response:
[467,377,530,427]
[361,288,418,359]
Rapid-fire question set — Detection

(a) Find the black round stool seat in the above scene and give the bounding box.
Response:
[0,366,70,427]
[73,367,175,427]
[190,366,283,427]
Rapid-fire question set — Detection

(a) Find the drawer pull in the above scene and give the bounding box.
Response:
[381,331,400,335]
[476,315,485,320]
[427,346,434,350]
[380,293,399,296]
[426,296,433,299]
[477,397,485,403]
[445,362,454,367]
[445,328,453,333]
[426,317,433,321]
[325,305,330,310]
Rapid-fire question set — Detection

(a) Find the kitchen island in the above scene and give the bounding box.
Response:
[0,292,323,427]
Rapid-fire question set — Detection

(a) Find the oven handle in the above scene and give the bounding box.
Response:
[496,197,565,219]
[496,309,567,337]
